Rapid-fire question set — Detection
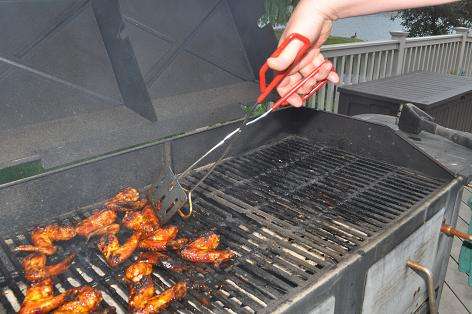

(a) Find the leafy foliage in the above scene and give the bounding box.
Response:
[242,101,270,117]
[0,161,44,184]
[259,0,300,27]
[393,2,472,36]
[265,1,363,44]
[262,0,472,37]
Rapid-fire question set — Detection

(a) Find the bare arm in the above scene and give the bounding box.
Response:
[327,0,459,19]
[268,0,460,107]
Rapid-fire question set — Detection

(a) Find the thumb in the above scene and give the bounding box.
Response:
[267,40,305,71]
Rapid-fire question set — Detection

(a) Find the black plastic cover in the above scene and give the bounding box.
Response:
[0,0,276,169]
[337,72,472,132]
[339,72,472,107]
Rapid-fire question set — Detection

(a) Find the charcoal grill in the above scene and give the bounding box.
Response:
[0,1,465,313]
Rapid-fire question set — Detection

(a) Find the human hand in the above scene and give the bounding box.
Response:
[267,0,339,107]
[266,0,458,107]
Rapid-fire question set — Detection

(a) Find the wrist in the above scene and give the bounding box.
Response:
[304,0,341,21]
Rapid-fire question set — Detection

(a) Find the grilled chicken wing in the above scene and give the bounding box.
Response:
[125,252,174,283]
[127,275,187,314]
[138,252,187,273]
[128,276,156,312]
[23,253,76,282]
[166,238,189,251]
[180,248,235,266]
[76,188,145,237]
[85,223,120,240]
[136,252,169,265]
[76,209,117,237]
[122,205,159,235]
[53,286,102,313]
[15,225,77,256]
[180,233,235,266]
[105,187,146,212]
[97,232,141,267]
[186,233,219,251]
[138,226,178,251]
[125,261,154,284]
[135,282,187,314]
[19,279,77,314]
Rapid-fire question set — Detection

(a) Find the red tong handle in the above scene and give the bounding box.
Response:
[257,33,331,111]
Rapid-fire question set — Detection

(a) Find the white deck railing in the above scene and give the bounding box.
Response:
[310,27,472,112]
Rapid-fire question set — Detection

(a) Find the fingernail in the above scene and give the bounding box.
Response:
[328,71,339,83]
[294,98,303,107]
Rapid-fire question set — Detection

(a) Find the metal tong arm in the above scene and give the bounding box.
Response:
[181,33,332,178]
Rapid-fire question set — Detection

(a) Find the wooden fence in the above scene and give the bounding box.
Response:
[310,27,472,112]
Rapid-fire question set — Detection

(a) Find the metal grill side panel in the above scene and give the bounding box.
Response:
[362,208,444,314]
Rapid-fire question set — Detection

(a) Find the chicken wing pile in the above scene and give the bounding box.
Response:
[13,186,235,313]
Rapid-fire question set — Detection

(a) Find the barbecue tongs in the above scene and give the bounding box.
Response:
[146,33,332,224]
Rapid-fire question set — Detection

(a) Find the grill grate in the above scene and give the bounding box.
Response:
[0,137,445,313]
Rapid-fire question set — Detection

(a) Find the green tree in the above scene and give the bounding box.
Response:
[393,1,472,36]
[259,0,299,27]
[259,0,363,44]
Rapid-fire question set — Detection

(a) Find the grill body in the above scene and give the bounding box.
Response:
[0,109,463,313]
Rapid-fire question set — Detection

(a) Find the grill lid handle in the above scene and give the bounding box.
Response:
[441,224,472,242]
[406,260,438,314]
[398,103,472,150]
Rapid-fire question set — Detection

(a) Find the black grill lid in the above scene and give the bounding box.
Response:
[0,0,276,169]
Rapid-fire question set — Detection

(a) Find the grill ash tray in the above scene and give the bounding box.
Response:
[0,137,446,313]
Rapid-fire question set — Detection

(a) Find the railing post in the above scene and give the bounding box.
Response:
[390,31,409,75]
[454,27,469,75]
